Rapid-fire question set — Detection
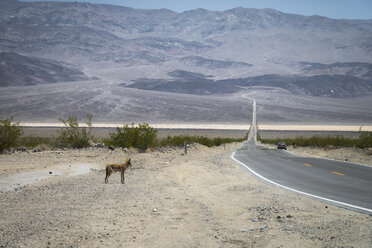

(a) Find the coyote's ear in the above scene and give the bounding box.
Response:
[128,158,131,163]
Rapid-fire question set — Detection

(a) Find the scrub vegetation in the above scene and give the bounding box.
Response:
[0,118,23,152]
[2,117,245,151]
[55,114,93,149]
[3,116,371,151]
[158,135,246,148]
[108,123,158,151]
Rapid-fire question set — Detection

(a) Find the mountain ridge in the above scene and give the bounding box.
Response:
[1,1,371,65]
[1,0,372,124]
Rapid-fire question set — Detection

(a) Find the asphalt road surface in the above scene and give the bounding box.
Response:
[232,100,372,215]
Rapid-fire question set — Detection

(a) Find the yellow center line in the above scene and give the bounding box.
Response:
[332,171,345,176]
[304,163,312,167]
[288,159,292,162]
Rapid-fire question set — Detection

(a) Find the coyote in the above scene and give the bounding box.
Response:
[105,158,132,184]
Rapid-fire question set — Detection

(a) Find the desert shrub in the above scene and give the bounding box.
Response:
[110,123,158,151]
[293,135,354,147]
[56,114,93,148]
[357,132,372,149]
[159,135,244,148]
[258,133,372,148]
[18,136,56,148]
[0,118,23,152]
[159,135,201,147]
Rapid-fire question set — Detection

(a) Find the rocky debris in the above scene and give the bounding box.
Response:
[88,140,95,147]
[16,147,26,152]
[94,143,105,148]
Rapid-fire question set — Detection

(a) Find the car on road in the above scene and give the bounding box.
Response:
[277,142,287,150]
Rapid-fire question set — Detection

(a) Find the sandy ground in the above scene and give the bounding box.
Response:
[0,144,371,248]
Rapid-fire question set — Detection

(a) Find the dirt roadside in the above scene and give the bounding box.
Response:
[0,144,371,248]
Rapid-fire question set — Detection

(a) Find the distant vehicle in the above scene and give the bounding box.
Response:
[277,142,287,150]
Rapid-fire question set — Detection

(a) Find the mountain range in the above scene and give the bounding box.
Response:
[0,0,372,124]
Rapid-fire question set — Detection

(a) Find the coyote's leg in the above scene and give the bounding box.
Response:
[121,170,125,184]
[105,167,113,183]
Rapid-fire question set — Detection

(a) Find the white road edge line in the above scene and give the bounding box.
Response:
[283,150,297,156]
[231,151,372,214]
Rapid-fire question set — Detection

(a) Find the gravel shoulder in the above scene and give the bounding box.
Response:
[0,144,371,248]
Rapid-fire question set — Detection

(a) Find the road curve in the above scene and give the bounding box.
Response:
[231,100,372,215]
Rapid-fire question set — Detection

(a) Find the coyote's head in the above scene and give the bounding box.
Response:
[125,158,132,167]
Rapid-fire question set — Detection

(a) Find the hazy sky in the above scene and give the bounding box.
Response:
[22,0,372,20]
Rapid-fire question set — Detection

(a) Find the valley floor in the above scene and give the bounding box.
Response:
[0,144,371,247]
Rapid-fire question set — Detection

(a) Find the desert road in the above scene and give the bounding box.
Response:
[232,101,372,215]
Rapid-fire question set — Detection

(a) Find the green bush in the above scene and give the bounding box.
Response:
[109,123,158,151]
[358,132,372,149]
[0,118,23,152]
[18,136,56,148]
[56,114,93,148]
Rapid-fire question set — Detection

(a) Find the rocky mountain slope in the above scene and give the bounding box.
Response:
[0,52,92,86]
[1,0,372,123]
[128,73,372,97]
[1,0,371,70]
